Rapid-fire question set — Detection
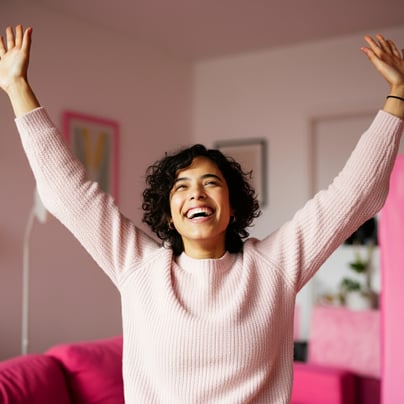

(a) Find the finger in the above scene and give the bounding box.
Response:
[387,40,401,59]
[360,46,376,61]
[0,35,5,56]
[360,45,384,67]
[360,46,389,79]
[375,34,393,55]
[364,35,383,57]
[21,27,32,53]
[6,26,15,50]
[14,24,23,48]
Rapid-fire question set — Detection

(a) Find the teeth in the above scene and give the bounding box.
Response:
[186,207,213,219]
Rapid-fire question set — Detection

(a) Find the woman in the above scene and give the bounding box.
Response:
[0,25,403,403]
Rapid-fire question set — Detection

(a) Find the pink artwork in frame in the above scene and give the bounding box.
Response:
[63,110,120,202]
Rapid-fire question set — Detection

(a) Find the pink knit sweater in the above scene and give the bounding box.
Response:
[16,108,403,403]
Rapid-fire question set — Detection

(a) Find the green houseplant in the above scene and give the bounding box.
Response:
[340,244,377,309]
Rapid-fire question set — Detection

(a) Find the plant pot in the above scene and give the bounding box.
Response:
[345,290,372,310]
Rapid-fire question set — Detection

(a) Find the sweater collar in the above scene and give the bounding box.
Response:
[175,251,235,273]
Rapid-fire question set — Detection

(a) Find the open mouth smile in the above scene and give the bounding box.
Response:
[185,207,214,219]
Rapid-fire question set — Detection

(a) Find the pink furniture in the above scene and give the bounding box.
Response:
[303,305,381,404]
[0,354,70,404]
[0,334,370,404]
[379,154,404,404]
[0,336,124,404]
[291,362,356,404]
[309,305,380,378]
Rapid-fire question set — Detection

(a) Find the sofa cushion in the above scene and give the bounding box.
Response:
[0,353,70,404]
[46,336,124,404]
[291,362,356,404]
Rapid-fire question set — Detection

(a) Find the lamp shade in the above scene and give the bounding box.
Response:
[33,188,47,223]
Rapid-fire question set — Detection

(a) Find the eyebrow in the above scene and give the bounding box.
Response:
[173,173,223,184]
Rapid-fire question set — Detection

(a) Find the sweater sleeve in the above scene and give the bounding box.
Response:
[15,107,159,288]
[256,110,403,292]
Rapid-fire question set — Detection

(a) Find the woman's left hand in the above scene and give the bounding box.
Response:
[361,34,404,95]
[362,34,404,119]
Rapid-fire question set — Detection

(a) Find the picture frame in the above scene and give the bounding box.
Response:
[214,138,267,207]
[63,110,120,201]
[310,112,376,245]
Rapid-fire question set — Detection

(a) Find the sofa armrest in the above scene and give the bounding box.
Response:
[0,354,70,404]
[46,336,124,404]
[291,362,356,404]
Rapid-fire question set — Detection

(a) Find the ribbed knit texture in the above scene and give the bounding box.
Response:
[16,108,403,403]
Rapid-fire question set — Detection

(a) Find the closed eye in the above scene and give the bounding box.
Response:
[174,183,187,191]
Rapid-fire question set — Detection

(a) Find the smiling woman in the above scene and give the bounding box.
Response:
[1,24,403,404]
[142,144,260,257]
[168,156,233,259]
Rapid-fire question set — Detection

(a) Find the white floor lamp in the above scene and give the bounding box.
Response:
[22,187,47,355]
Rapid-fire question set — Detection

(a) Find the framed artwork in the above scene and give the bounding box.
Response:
[310,112,376,245]
[214,138,267,207]
[63,110,120,201]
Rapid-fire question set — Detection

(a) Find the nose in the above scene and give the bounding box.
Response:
[189,184,206,200]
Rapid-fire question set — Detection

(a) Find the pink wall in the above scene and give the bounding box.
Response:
[0,2,193,358]
[379,155,404,404]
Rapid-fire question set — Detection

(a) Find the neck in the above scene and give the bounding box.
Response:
[183,240,226,259]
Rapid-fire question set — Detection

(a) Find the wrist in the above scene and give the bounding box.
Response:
[5,77,30,96]
[384,91,404,120]
[6,78,40,117]
[389,85,404,98]
[386,95,404,102]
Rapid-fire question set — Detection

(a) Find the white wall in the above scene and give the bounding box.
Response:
[193,25,404,338]
[0,0,193,358]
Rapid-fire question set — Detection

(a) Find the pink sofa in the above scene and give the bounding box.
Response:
[0,336,124,404]
[0,336,375,404]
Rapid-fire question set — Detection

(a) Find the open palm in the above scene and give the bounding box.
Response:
[0,25,32,94]
[362,34,404,91]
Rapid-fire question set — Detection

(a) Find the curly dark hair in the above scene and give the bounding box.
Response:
[142,144,261,256]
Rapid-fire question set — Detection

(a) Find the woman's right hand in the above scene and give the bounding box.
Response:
[0,25,32,94]
[0,25,39,116]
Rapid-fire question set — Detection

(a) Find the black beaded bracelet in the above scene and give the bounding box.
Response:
[386,95,404,102]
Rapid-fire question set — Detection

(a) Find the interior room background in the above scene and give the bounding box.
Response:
[1,0,403,359]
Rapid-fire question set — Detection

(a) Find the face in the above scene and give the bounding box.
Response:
[169,156,233,258]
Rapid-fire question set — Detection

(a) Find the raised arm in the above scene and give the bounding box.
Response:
[1,25,160,286]
[258,35,404,292]
[0,25,39,116]
[361,34,404,119]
